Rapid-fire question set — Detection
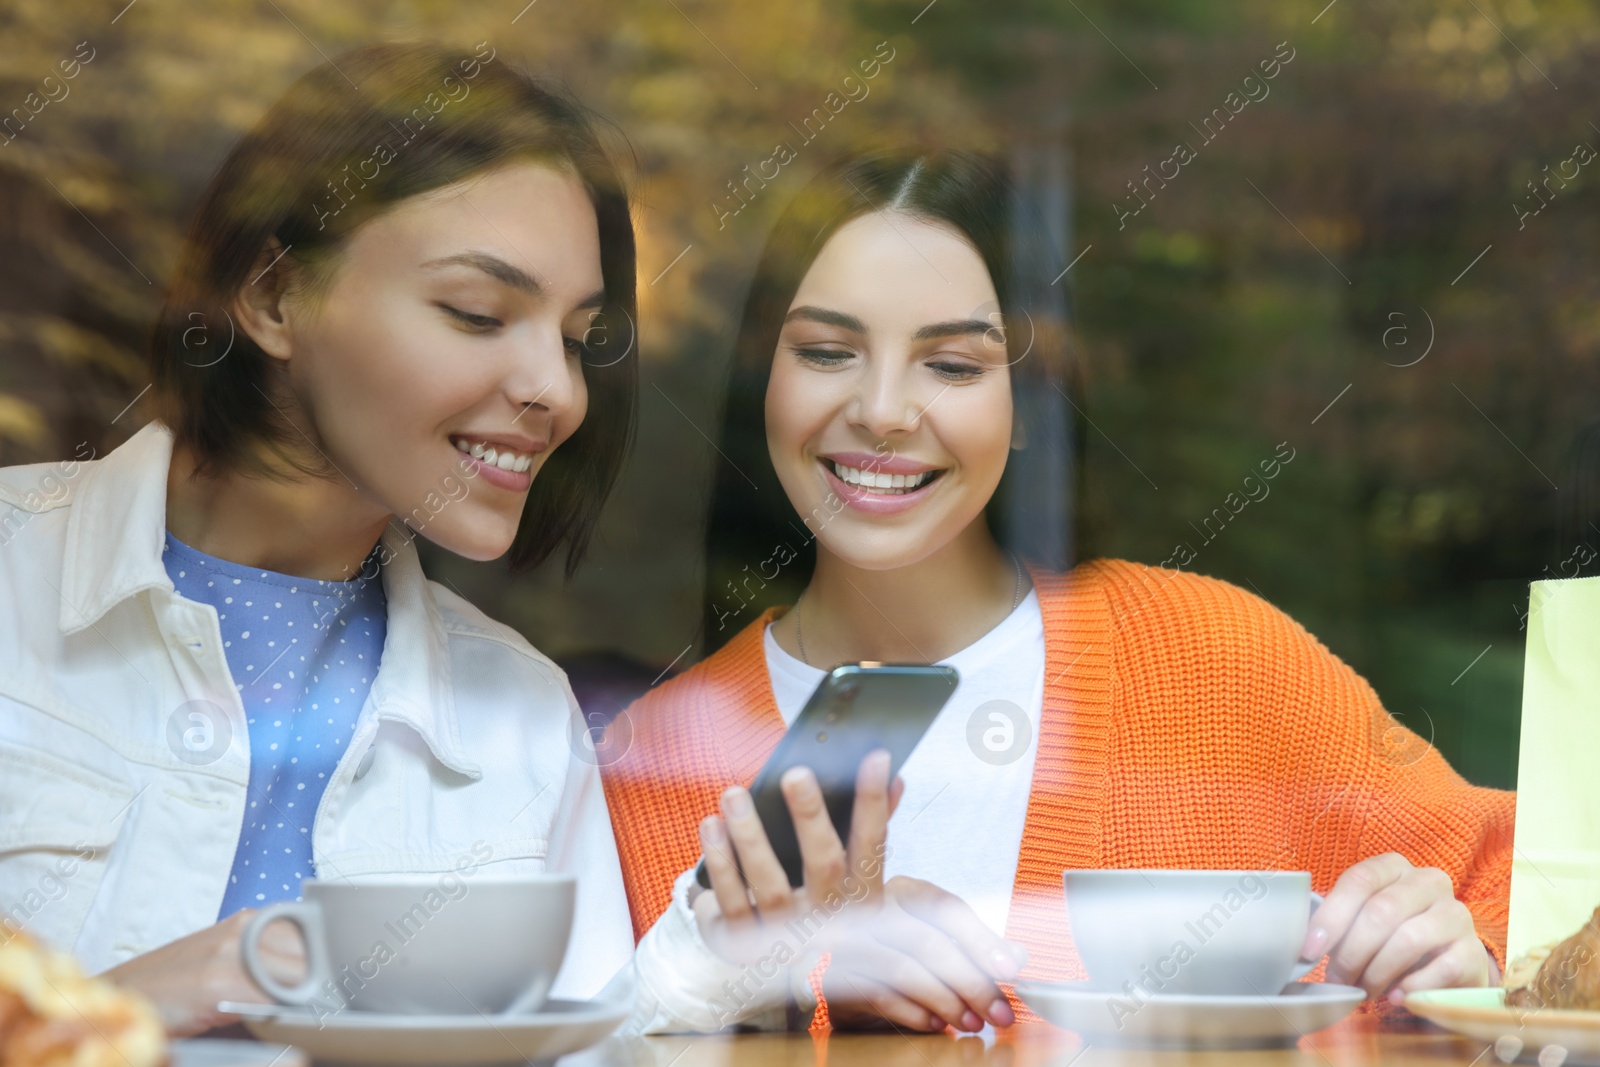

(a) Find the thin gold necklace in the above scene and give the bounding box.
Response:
[794,552,1026,667]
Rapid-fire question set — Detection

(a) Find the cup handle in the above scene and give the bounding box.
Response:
[241,901,330,1006]
[1289,891,1327,981]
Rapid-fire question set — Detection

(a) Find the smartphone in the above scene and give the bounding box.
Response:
[695,662,959,890]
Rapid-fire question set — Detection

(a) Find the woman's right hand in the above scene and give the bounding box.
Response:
[692,750,1025,1032]
[101,908,306,1037]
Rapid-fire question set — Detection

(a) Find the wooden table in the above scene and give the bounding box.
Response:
[558,1016,1501,1066]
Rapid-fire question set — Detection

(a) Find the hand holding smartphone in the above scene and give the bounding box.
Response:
[695,662,957,889]
[689,661,1026,1034]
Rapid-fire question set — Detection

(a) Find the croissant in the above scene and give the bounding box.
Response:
[1506,906,1600,1011]
[0,927,167,1067]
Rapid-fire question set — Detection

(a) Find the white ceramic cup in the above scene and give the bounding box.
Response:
[240,875,575,1015]
[1064,869,1324,996]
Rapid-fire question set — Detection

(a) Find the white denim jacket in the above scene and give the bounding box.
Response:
[0,420,789,1032]
[0,420,645,996]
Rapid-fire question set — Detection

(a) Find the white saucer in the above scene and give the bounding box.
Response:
[1014,980,1366,1048]
[172,1038,307,1067]
[217,998,629,1065]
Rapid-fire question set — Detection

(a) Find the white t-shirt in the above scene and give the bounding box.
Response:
[762,590,1047,937]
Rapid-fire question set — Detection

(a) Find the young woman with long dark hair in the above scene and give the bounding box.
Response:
[602,149,1515,1033]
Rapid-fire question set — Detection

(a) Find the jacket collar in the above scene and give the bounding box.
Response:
[365,520,480,779]
[60,420,174,635]
[61,420,479,778]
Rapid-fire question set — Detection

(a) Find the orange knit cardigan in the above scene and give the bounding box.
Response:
[600,559,1516,1027]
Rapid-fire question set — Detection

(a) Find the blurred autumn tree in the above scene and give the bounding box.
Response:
[0,0,985,661]
[2,0,1596,785]
[876,0,1600,787]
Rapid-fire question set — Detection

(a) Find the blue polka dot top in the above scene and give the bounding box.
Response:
[161,532,387,919]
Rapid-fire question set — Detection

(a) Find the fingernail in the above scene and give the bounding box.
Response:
[990,948,1021,979]
[722,787,752,818]
[781,766,816,796]
[928,1016,947,1032]
[988,997,1015,1027]
[700,819,727,847]
[1388,987,1406,1006]
[1302,927,1328,960]
[960,1010,982,1031]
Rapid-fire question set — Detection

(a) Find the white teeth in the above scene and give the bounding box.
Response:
[453,436,535,475]
[828,461,937,494]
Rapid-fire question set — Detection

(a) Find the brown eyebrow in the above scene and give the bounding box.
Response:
[784,306,995,343]
[422,251,543,296]
[912,319,994,341]
[420,251,607,310]
[784,305,868,334]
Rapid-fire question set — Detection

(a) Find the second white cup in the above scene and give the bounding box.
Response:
[1064,869,1324,996]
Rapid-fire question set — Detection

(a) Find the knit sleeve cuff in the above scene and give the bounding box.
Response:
[625,866,791,1033]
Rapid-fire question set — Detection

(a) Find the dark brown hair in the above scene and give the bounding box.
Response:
[701,149,1084,649]
[148,41,638,575]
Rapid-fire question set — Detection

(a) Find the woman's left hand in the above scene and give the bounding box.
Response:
[1304,852,1497,1003]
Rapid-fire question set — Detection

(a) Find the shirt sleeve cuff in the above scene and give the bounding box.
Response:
[618,867,792,1034]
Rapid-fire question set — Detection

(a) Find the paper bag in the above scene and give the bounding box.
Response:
[1508,575,1600,964]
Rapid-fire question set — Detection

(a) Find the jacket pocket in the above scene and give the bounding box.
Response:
[0,741,133,953]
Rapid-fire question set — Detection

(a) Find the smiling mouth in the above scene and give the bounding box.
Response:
[824,459,945,495]
[451,435,535,473]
